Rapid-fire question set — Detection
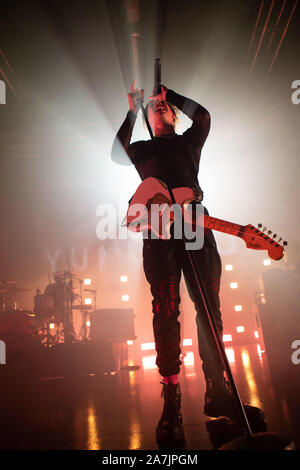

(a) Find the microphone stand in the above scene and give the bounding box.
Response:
[136,96,253,439]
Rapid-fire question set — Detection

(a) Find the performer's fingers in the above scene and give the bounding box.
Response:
[148,92,162,100]
[130,78,137,93]
[148,85,166,101]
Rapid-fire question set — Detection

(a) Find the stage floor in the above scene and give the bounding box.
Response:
[0,344,297,450]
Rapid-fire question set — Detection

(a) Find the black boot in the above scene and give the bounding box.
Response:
[204,377,267,432]
[156,382,185,445]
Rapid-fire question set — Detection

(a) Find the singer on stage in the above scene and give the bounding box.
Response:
[111,80,260,445]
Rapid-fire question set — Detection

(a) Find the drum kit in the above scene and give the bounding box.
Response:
[0,280,31,309]
[0,280,34,348]
[0,272,97,348]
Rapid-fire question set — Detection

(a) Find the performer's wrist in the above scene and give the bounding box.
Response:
[127,110,138,124]
[166,88,174,103]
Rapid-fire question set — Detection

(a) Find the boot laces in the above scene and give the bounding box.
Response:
[160,382,181,406]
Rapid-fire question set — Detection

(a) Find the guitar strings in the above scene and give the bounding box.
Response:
[189,211,283,249]
[127,204,284,250]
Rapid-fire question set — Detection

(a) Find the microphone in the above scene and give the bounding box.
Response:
[153,58,161,96]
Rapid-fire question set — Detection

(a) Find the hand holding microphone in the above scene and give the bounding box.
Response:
[128,78,144,114]
[148,84,168,102]
[149,58,167,102]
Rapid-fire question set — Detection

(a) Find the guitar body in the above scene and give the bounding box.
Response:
[125,177,285,261]
[126,177,194,220]
[125,177,196,239]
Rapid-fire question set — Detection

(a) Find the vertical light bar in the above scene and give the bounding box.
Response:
[225,348,235,363]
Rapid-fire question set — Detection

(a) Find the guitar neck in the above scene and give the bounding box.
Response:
[203,215,244,238]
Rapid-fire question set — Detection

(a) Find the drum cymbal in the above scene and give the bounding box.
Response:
[3,287,30,292]
[11,288,31,293]
[53,271,80,277]
[13,309,35,316]
[0,287,31,295]
[72,304,93,310]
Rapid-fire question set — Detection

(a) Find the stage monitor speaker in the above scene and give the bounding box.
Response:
[0,341,116,382]
[90,308,135,342]
[257,266,300,379]
[256,265,300,449]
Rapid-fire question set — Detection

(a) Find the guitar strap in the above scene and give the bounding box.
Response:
[183,139,218,246]
[183,140,204,203]
[127,139,204,205]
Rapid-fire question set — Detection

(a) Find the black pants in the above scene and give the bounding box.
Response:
[142,229,225,381]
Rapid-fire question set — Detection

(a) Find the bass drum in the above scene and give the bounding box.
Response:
[33,293,54,321]
[0,310,34,349]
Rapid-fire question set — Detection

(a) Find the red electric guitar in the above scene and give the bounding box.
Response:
[123,177,287,261]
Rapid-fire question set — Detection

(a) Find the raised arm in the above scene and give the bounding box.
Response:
[148,85,210,154]
[166,88,211,154]
[111,79,144,166]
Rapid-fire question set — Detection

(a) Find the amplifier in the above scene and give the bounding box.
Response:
[90,308,135,342]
